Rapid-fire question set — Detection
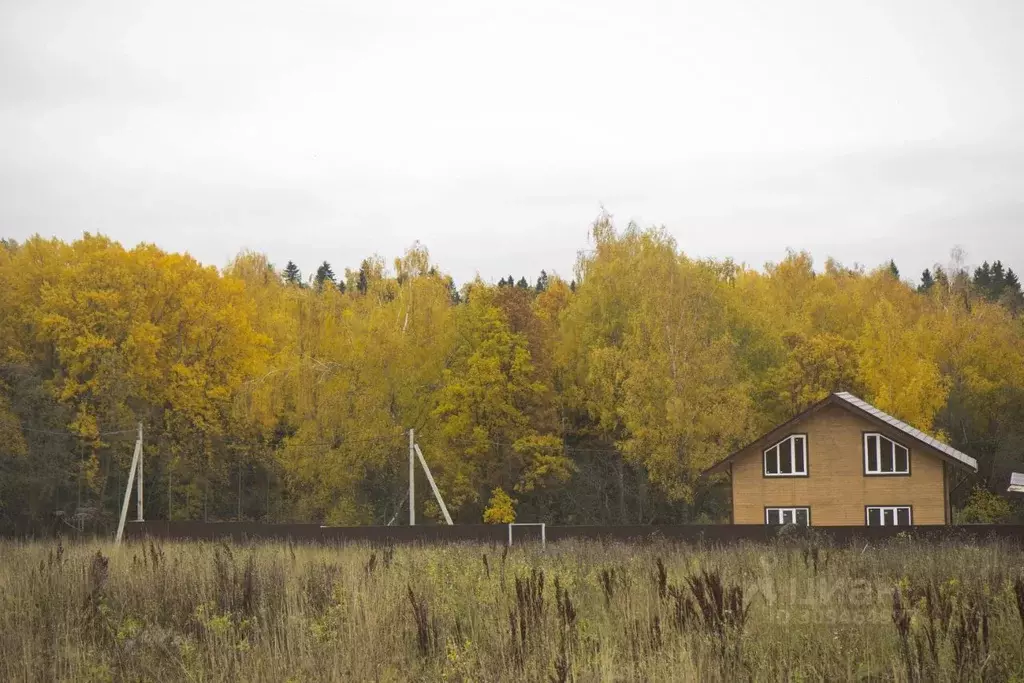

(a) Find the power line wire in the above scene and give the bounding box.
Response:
[19,426,138,437]
[18,422,620,456]
[17,424,405,448]
[440,436,624,455]
[257,433,407,451]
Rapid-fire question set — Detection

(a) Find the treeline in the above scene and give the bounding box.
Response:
[1,217,1023,533]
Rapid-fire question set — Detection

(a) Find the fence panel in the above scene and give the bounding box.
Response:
[120,522,1024,545]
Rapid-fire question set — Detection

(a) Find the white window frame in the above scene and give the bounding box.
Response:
[765,507,810,526]
[763,434,808,476]
[863,433,910,475]
[865,506,912,526]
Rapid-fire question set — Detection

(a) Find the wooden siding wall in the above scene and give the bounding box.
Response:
[731,403,947,526]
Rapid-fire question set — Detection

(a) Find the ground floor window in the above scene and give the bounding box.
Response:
[866,506,912,526]
[765,507,810,526]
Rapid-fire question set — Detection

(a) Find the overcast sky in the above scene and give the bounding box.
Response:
[2,0,1022,286]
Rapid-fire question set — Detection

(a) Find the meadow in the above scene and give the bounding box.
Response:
[2,536,1023,682]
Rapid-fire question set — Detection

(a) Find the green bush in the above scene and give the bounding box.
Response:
[958,485,1013,523]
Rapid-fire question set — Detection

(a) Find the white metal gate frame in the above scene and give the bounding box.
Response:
[508,522,546,547]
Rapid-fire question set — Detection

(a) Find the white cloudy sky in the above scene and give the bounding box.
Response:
[2,0,1022,285]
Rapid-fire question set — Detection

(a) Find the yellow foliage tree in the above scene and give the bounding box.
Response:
[483,487,516,524]
[856,299,949,432]
[560,217,753,504]
[3,227,1023,528]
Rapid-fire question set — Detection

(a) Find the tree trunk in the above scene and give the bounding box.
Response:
[617,457,626,524]
[637,468,647,524]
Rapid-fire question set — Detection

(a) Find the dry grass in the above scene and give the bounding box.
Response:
[1,535,1023,682]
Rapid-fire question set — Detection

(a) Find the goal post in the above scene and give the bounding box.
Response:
[507,522,546,548]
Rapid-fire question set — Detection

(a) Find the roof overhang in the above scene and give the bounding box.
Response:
[702,394,835,476]
[701,392,978,477]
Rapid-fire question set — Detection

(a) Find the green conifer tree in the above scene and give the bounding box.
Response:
[314,261,335,291]
[535,270,549,293]
[918,268,934,292]
[283,261,301,285]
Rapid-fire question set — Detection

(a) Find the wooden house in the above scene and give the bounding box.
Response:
[702,392,977,526]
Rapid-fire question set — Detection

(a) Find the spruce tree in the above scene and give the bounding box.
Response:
[973,262,991,293]
[535,270,549,293]
[888,260,900,279]
[1000,268,1023,313]
[314,261,335,291]
[357,265,369,294]
[918,268,935,292]
[570,280,577,293]
[447,277,461,304]
[283,261,301,285]
[1004,268,1020,294]
[990,261,1006,299]
[516,276,529,289]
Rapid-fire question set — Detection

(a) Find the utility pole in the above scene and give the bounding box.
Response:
[409,428,415,525]
[135,422,144,522]
[414,443,453,525]
[115,424,144,545]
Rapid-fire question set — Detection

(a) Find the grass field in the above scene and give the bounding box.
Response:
[1,536,1023,682]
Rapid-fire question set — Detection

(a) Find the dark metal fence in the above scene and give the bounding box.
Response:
[122,521,1024,545]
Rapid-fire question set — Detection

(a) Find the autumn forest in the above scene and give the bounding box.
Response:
[1,216,1023,534]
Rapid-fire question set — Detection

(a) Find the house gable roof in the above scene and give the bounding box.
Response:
[702,392,978,476]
